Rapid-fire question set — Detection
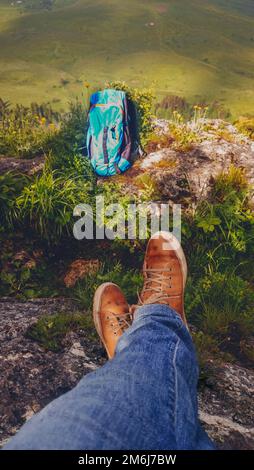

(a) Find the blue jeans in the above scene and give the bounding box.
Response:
[4,305,215,450]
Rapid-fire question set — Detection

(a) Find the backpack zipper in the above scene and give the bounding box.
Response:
[103,127,109,165]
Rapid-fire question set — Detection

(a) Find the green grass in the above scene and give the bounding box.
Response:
[0,0,254,116]
[0,171,28,228]
[16,168,93,242]
[26,311,97,352]
[72,262,143,310]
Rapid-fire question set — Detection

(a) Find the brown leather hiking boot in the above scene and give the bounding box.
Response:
[93,283,132,359]
[137,231,188,326]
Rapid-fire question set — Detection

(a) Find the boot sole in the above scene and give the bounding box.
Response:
[144,231,188,327]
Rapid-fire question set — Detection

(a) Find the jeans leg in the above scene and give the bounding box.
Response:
[4,305,215,450]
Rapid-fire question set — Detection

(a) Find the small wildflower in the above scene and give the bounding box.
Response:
[24,259,36,270]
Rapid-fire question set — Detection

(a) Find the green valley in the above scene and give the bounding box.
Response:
[0,0,253,115]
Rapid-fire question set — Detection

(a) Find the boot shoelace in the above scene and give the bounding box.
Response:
[106,311,132,335]
[106,267,176,329]
[137,267,175,305]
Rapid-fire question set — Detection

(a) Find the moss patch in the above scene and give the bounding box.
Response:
[26,311,96,352]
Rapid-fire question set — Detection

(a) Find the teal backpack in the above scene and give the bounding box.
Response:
[86,89,132,176]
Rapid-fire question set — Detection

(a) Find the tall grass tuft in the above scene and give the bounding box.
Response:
[0,171,28,230]
[16,169,92,242]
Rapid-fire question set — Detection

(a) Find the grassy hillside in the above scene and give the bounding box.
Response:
[0,0,254,116]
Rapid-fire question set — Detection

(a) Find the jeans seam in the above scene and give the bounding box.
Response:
[173,337,180,446]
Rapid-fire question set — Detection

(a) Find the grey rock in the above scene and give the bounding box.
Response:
[199,363,254,449]
[139,119,254,204]
[0,155,45,176]
[0,298,106,447]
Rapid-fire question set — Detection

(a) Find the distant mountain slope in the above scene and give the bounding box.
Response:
[0,0,253,115]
